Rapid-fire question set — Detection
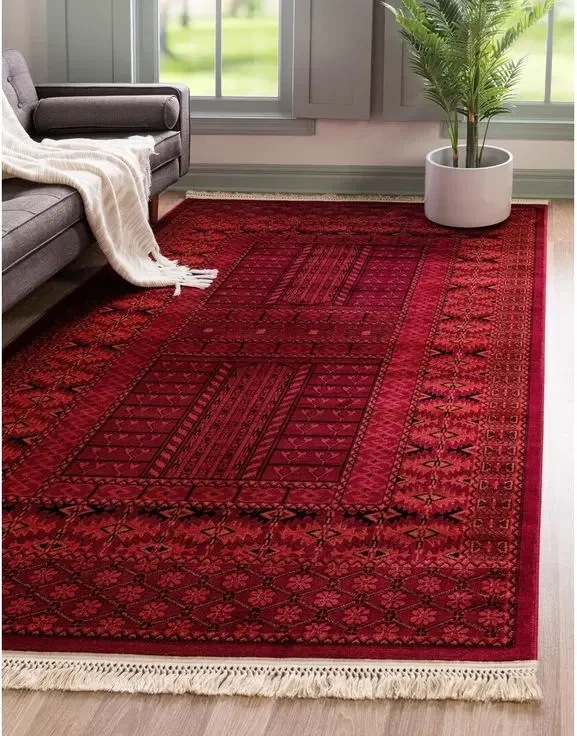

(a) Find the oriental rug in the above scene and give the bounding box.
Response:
[2,200,546,701]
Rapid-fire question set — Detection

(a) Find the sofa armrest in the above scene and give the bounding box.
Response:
[35,83,190,176]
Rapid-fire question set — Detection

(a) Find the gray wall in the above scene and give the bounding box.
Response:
[2,0,48,82]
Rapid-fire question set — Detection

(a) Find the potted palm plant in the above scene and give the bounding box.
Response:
[384,0,555,227]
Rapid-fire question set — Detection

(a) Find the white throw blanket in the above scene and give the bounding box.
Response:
[2,92,217,293]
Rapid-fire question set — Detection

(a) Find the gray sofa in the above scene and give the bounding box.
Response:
[2,49,191,312]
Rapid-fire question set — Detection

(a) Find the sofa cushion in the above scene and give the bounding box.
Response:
[2,179,85,274]
[150,159,180,198]
[43,130,183,172]
[148,130,183,171]
[2,49,38,134]
[2,220,93,313]
[34,95,180,136]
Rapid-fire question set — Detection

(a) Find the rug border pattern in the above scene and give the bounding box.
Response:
[2,199,548,702]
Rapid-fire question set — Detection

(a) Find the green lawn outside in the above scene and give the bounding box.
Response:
[512,17,573,102]
[160,17,279,97]
[159,16,574,103]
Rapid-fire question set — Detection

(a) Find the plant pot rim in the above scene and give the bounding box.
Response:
[426,144,513,171]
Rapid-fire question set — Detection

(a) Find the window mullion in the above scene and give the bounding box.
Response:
[544,6,555,103]
[215,0,222,98]
[278,0,294,112]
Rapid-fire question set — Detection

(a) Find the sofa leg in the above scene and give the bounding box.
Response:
[148,195,160,225]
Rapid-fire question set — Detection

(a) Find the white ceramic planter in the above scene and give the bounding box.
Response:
[424,145,513,228]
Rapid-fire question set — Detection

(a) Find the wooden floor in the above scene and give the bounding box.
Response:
[3,199,573,736]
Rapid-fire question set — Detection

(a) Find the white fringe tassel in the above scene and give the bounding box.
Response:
[2,653,541,702]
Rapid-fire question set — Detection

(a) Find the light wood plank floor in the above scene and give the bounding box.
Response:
[3,199,573,736]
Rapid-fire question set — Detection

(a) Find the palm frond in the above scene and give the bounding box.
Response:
[384,7,463,115]
[495,0,555,55]
[383,0,557,166]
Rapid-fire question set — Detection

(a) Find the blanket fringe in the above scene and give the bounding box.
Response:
[2,654,541,702]
[150,252,218,293]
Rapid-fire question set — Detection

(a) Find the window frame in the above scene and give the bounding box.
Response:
[135,0,296,115]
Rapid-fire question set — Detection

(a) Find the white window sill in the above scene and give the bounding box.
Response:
[189,114,316,136]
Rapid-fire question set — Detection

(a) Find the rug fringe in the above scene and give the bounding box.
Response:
[184,191,549,205]
[2,654,541,702]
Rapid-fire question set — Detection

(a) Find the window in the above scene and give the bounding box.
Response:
[47,0,374,131]
[129,0,374,133]
[156,0,293,114]
[511,1,574,104]
[381,0,573,138]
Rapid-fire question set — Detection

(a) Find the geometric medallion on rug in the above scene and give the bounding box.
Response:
[3,200,546,701]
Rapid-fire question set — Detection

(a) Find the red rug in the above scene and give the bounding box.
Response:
[3,200,546,701]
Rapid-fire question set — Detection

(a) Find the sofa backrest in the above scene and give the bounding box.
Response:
[3,49,38,134]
